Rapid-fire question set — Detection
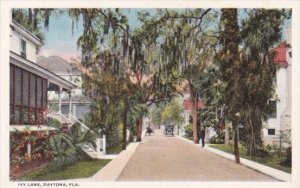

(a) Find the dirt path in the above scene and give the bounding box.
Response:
[117,129,278,181]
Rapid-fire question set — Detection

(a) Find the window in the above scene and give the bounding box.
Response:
[269,100,277,118]
[10,65,48,125]
[43,79,47,108]
[14,67,22,124]
[37,77,42,108]
[10,66,14,123]
[268,129,276,135]
[14,67,22,106]
[23,71,29,124]
[20,39,26,59]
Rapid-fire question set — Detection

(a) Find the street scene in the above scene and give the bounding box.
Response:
[7,6,292,183]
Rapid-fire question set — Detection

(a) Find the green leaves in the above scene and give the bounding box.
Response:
[47,123,97,168]
[48,133,77,167]
[217,8,289,156]
[161,99,184,125]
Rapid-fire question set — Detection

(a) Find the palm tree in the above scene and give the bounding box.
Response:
[48,123,96,167]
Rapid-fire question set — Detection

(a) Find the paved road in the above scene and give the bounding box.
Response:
[117,129,278,181]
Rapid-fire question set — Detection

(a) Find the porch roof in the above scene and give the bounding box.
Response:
[10,51,77,92]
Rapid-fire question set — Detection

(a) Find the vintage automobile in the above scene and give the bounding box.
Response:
[164,124,174,136]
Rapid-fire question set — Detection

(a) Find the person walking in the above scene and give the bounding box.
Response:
[200,128,206,147]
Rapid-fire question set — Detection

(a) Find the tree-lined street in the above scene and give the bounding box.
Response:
[8,7,293,182]
[117,130,277,181]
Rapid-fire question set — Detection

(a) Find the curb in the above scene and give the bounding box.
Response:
[175,135,291,182]
[62,131,147,182]
[87,130,146,181]
[88,141,140,181]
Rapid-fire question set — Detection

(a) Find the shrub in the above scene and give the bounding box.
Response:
[10,129,55,178]
[47,117,62,129]
[209,132,224,144]
[105,123,122,154]
[256,148,270,158]
[184,124,193,137]
[280,146,292,167]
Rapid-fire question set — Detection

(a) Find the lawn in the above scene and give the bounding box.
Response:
[17,159,111,181]
[209,144,291,173]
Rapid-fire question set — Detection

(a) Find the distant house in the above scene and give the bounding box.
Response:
[178,92,205,137]
[9,20,76,130]
[36,56,90,120]
[263,27,292,148]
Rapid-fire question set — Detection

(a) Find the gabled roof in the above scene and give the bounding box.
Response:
[183,99,205,111]
[273,41,288,68]
[37,56,81,75]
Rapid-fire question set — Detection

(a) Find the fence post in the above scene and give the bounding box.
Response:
[103,135,106,155]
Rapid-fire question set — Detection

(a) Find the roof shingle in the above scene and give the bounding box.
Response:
[37,56,81,75]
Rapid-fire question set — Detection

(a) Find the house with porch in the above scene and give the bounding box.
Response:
[9,19,105,169]
[9,20,76,131]
[36,55,90,120]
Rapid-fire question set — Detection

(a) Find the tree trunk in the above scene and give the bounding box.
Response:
[128,127,134,142]
[28,9,33,25]
[136,115,143,142]
[188,78,199,144]
[225,123,230,145]
[122,100,129,150]
[192,97,199,144]
[233,120,240,163]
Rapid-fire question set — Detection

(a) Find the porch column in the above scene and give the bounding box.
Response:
[68,92,72,120]
[58,86,62,114]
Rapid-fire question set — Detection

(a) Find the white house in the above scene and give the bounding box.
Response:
[36,56,90,120]
[177,92,208,137]
[9,20,76,130]
[263,27,292,147]
[9,18,105,160]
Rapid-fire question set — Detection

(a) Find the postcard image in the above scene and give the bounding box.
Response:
[1,1,299,188]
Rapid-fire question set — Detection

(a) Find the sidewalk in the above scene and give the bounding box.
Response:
[176,135,291,182]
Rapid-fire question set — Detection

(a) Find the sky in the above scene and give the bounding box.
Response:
[39,9,142,61]
[39,8,291,62]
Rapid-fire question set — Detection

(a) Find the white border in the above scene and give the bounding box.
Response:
[1,1,300,188]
